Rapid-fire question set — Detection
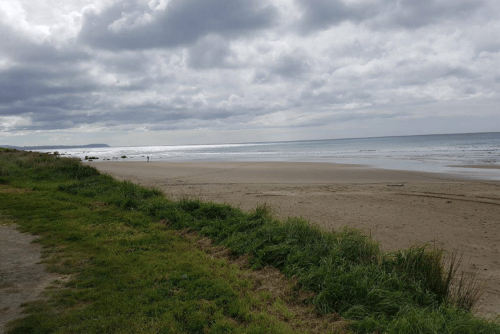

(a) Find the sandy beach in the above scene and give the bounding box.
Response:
[93,161,500,316]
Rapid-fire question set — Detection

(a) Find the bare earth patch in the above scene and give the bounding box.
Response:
[0,224,57,334]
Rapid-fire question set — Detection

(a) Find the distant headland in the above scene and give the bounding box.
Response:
[0,144,110,150]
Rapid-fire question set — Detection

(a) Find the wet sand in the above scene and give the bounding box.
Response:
[93,161,500,316]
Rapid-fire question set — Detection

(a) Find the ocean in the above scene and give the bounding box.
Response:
[43,132,500,180]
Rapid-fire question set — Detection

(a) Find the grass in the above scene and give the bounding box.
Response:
[0,148,499,333]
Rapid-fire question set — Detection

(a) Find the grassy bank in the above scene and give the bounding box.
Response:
[0,148,499,333]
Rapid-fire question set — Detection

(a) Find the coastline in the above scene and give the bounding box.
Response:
[448,164,500,170]
[93,161,500,316]
[39,131,500,181]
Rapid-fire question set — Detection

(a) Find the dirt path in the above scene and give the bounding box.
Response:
[0,224,56,334]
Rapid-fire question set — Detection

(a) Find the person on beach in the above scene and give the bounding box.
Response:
[147,156,149,162]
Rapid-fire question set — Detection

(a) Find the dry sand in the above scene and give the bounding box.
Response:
[93,161,500,316]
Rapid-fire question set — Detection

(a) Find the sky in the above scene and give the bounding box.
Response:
[1,0,499,147]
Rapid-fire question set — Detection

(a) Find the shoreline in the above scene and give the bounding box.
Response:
[448,164,500,170]
[90,160,472,183]
[87,158,500,182]
[93,161,500,316]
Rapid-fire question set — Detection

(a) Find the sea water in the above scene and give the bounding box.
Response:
[43,132,500,180]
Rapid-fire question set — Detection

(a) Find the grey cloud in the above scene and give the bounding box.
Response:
[0,22,89,64]
[253,52,310,83]
[272,54,310,78]
[0,24,95,106]
[297,0,373,32]
[24,94,100,114]
[0,65,95,105]
[248,109,404,130]
[294,111,403,128]
[3,107,188,131]
[390,63,477,87]
[1,84,270,132]
[309,78,327,89]
[297,0,485,32]
[79,0,278,50]
[1,0,499,143]
[253,70,272,84]
[376,0,482,29]
[12,42,89,65]
[96,52,153,75]
[299,88,372,107]
[187,35,236,69]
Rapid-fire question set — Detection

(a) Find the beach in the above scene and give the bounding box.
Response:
[93,161,500,316]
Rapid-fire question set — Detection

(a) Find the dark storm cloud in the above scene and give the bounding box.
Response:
[297,0,483,32]
[79,0,278,50]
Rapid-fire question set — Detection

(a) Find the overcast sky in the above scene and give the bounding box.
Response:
[1,0,499,146]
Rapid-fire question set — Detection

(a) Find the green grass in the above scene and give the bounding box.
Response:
[0,149,499,333]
